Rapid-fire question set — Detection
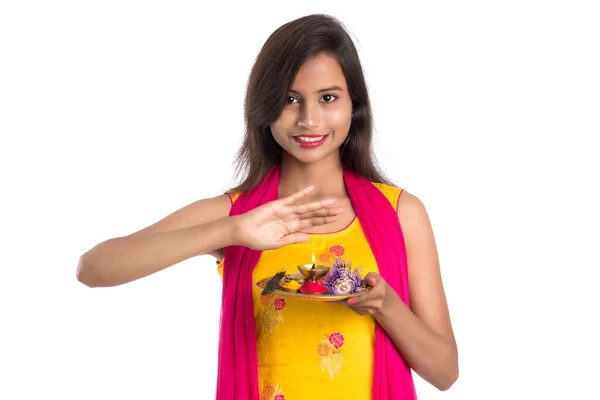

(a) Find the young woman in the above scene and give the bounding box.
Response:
[77,14,458,400]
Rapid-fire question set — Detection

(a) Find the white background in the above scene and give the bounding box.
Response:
[1,1,599,399]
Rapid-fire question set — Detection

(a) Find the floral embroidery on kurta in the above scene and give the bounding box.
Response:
[318,332,345,379]
[318,245,345,265]
[319,253,332,263]
[261,294,286,333]
[261,383,285,400]
[329,245,345,257]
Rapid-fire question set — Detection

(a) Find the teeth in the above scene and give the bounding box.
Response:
[296,135,324,142]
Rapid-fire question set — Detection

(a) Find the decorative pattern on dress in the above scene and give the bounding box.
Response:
[318,245,345,264]
[318,332,345,380]
[261,382,285,400]
[260,293,286,333]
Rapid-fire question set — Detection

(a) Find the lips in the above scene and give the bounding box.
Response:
[292,133,330,148]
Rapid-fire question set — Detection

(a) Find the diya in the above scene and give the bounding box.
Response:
[297,262,330,294]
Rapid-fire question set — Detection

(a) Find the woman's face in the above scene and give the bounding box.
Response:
[270,53,353,165]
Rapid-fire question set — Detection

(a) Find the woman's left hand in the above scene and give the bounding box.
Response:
[345,272,394,316]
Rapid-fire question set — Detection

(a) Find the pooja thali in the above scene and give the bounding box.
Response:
[256,272,372,302]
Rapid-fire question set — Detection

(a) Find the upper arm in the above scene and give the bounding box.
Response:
[398,191,456,347]
[129,193,233,236]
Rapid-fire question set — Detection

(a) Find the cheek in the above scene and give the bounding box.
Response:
[325,107,352,133]
[328,109,345,122]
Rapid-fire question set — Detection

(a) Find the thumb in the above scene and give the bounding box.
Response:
[364,272,382,287]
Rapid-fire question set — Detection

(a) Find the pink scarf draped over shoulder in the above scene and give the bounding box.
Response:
[217,166,416,400]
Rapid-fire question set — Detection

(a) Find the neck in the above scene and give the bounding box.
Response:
[278,152,347,199]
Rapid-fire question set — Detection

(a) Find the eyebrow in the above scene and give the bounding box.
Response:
[289,85,344,95]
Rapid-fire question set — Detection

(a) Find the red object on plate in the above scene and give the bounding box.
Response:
[298,281,328,294]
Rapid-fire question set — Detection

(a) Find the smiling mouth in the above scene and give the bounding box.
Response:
[291,133,330,148]
[294,135,325,143]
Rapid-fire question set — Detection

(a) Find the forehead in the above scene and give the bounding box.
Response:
[291,53,347,91]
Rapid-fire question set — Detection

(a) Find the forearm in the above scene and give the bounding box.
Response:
[77,216,241,287]
[375,294,458,391]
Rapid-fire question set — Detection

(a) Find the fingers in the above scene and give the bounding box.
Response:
[278,231,310,246]
[347,304,378,316]
[289,198,336,215]
[363,272,382,287]
[344,274,389,315]
[345,279,382,307]
[346,295,383,315]
[298,215,341,230]
[298,207,343,220]
[272,198,339,225]
[279,185,314,206]
[347,306,370,316]
[283,215,340,232]
[347,295,370,306]
[345,295,378,315]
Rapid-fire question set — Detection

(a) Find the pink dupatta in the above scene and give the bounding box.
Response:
[216,166,417,400]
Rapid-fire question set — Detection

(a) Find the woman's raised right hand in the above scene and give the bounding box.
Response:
[235,185,343,251]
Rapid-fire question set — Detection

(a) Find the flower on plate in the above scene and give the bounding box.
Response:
[323,258,366,295]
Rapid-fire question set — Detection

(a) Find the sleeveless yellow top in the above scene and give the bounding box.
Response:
[218,183,402,400]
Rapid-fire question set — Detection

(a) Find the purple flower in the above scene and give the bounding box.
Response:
[323,258,366,295]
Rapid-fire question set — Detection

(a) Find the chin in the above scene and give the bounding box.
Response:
[283,147,341,165]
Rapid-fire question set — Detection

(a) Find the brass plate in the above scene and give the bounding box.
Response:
[256,276,371,302]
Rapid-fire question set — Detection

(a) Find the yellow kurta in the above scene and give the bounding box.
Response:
[218,183,402,400]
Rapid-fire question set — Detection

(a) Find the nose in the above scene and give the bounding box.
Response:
[297,102,321,129]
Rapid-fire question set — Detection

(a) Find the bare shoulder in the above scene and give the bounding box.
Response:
[396,190,439,283]
[397,190,432,230]
[130,193,233,236]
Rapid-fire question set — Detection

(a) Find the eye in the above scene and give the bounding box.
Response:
[286,96,299,104]
[321,94,338,103]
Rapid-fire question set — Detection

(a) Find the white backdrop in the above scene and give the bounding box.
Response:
[1,1,599,399]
